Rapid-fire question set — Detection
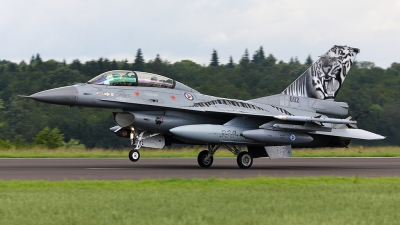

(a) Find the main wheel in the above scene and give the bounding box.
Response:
[129,149,140,162]
[237,152,253,169]
[197,150,213,168]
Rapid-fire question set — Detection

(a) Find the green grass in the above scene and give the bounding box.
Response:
[1,177,400,225]
[0,146,400,158]
[294,146,400,157]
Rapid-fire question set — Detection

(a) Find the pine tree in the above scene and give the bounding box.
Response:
[227,56,235,68]
[240,49,250,66]
[209,49,219,66]
[133,49,145,71]
[19,60,27,71]
[252,52,259,64]
[7,62,17,72]
[97,58,104,71]
[252,46,265,64]
[305,55,313,65]
[103,58,111,71]
[30,55,35,64]
[36,53,42,65]
[264,54,277,66]
[121,59,130,70]
[154,54,162,64]
[111,59,118,70]
[148,54,166,74]
[259,46,265,60]
[289,57,294,64]
[70,59,82,71]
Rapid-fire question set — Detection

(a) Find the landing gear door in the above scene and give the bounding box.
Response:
[135,134,165,149]
[264,145,292,159]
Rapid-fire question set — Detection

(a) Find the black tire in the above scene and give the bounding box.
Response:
[129,149,140,162]
[237,152,253,169]
[197,150,213,168]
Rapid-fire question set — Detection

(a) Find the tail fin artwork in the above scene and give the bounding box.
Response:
[282,45,359,100]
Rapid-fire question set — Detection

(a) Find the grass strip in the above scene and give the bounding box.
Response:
[0,146,400,158]
[1,177,400,225]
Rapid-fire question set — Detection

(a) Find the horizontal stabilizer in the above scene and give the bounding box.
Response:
[312,129,385,140]
[274,115,356,124]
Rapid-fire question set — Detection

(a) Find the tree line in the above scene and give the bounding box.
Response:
[0,48,399,149]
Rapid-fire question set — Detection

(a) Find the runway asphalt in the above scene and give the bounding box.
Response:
[1,157,400,180]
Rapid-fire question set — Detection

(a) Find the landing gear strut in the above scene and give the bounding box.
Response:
[128,129,159,163]
[197,144,220,168]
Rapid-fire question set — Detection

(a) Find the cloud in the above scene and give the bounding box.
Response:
[1,0,399,68]
[205,32,229,46]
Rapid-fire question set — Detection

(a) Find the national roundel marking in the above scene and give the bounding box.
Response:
[290,134,296,142]
[184,92,194,101]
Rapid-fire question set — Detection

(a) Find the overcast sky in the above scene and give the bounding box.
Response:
[1,0,399,68]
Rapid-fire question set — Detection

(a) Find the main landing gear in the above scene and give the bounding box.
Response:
[197,144,253,169]
[236,151,253,169]
[197,145,220,167]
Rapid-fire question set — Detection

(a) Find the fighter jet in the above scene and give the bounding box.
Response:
[24,45,385,169]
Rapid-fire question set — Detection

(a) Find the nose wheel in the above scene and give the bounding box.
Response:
[129,149,140,162]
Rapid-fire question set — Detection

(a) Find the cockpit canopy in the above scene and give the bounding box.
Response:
[87,70,175,89]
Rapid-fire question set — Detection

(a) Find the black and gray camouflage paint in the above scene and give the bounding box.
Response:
[282,45,359,100]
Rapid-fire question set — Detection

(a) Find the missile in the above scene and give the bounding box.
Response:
[240,129,313,144]
[274,115,357,124]
[262,123,332,132]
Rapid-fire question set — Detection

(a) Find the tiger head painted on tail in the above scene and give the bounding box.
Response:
[282,45,359,100]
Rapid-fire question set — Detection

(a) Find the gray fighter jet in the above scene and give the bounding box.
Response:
[24,45,385,169]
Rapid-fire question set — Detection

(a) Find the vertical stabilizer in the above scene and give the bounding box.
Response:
[282,45,359,100]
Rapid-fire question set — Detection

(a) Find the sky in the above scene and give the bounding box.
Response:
[1,0,399,68]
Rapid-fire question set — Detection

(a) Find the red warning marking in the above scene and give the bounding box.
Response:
[171,95,176,100]
[135,91,140,97]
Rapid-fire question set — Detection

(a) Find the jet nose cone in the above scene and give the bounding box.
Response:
[29,86,78,105]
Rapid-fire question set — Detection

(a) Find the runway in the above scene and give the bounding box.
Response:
[1,157,400,180]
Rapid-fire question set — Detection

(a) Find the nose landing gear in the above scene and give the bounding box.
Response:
[129,149,140,162]
[128,129,160,163]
